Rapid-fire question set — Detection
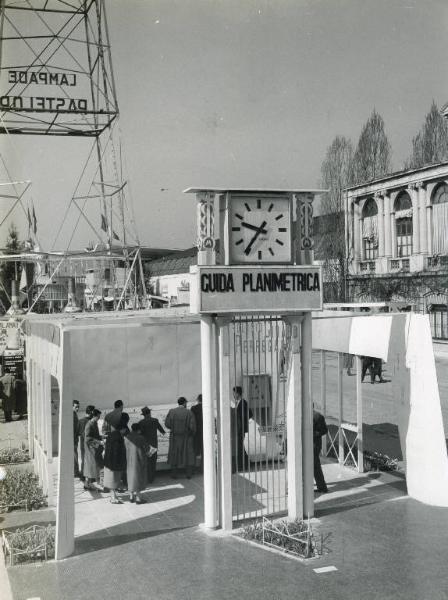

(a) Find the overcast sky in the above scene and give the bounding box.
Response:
[1,0,448,250]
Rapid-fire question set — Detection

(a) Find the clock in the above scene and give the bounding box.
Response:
[228,194,292,264]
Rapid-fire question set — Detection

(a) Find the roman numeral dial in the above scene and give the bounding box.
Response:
[229,195,292,264]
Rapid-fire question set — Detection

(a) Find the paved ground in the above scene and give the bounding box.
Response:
[4,463,448,600]
[1,343,448,599]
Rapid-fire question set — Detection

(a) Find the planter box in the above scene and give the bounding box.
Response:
[2,525,55,566]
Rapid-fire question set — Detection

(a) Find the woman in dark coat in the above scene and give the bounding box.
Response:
[103,413,129,504]
[124,423,148,503]
[83,409,103,491]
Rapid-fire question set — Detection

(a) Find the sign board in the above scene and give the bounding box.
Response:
[2,350,24,378]
[190,265,323,314]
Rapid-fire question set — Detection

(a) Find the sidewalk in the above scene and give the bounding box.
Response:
[5,462,448,600]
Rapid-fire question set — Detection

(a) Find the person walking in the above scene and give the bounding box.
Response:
[124,423,148,504]
[103,413,128,504]
[138,406,165,483]
[0,368,16,422]
[78,405,95,482]
[73,400,81,478]
[165,397,196,479]
[313,406,329,494]
[83,408,104,491]
[361,356,374,383]
[231,386,252,472]
[190,394,203,473]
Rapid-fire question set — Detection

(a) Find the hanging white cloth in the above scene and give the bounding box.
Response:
[362,215,378,243]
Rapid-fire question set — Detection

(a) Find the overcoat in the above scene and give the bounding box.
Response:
[84,418,103,479]
[0,373,16,413]
[165,406,196,468]
[124,431,147,493]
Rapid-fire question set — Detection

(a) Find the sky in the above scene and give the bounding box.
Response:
[1,0,448,250]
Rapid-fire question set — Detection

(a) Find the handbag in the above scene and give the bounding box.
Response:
[145,445,157,458]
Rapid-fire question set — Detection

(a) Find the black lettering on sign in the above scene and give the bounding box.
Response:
[201,273,235,293]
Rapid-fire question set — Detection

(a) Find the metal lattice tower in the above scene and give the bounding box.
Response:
[0,0,119,136]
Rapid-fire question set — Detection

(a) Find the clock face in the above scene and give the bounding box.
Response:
[229,195,292,264]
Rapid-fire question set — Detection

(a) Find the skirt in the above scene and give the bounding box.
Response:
[103,467,123,490]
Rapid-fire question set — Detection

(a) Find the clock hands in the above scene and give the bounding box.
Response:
[241,221,268,235]
[244,220,267,256]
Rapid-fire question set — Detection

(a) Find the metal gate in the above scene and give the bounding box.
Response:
[227,315,291,522]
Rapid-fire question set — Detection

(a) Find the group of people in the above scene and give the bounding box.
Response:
[73,394,204,502]
[0,367,27,422]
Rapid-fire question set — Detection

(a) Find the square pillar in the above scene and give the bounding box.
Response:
[55,330,75,560]
[286,316,303,519]
[218,319,232,530]
[301,313,314,517]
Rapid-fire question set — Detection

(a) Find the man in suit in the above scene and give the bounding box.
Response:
[190,394,203,473]
[73,400,80,477]
[232,386,253,471]
[313,406,329,493]
[165,397,196,479]
[138,406,165,483]
[0,368,16,422]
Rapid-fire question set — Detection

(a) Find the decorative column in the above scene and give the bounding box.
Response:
[383,192,392,256]
[375,192,385,257]
[295,192,314,265]
[390,195,397,258]
[353,200,361,261]
[196,191,216,266]
[418,181,427,254]
[408,183,420,254]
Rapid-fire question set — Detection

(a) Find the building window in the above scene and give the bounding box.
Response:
[431,182,448,255]
[361,198,378,259]
[394,192,413,257]
[396,218,413,257]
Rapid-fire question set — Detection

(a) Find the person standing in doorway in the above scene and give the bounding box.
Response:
[73,400,80,478]
[0,368,16,423]
[165,397,196,479]
[231,386,252,471]
[190,394,203,473]
[313,406,329,494]
[138,406,165,483]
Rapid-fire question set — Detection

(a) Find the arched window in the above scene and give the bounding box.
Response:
[432,182,448,205]
[394,191,413,257]
[361,198,378,259]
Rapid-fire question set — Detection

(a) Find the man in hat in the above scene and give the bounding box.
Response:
[165,397,196,479]
[138,406,166,483]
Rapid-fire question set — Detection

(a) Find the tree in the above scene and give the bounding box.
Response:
[318,136,354,301]
[0,223,23,311]
[352,109,392,184]
[405,101,448,169]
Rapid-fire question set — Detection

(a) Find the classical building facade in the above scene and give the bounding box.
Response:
[346,161,448,338]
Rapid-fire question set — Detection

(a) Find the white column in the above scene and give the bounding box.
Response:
[377,194,385,257]
[427,202,433,257]
[418,182,428,254]
[356,356,364,473]
[391,206,397,258]
[320,350,327,455]
[55,330,75,560]
[301,313,314,518]
[353,200,361,261]
[201,316,218,529]
[409,184,420,254]
[287,316,303,520]
[384,193,392,257]
[217,319,232,530]
[337,352,344,465]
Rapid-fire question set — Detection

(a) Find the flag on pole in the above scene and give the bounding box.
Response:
[112,230,120,241]
[101,214,107,232]
[27,207,32,231]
